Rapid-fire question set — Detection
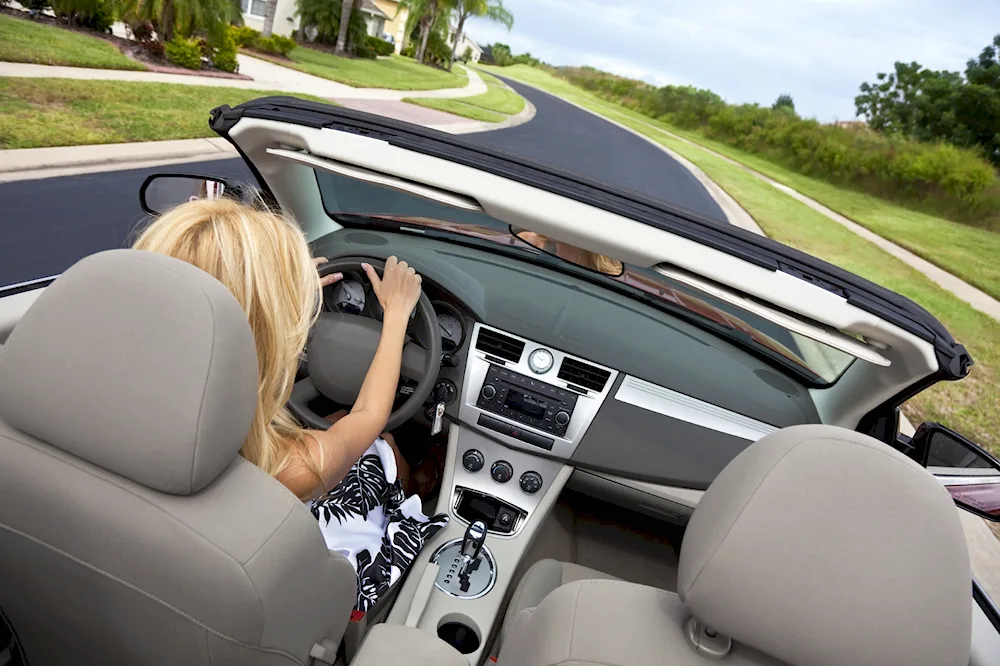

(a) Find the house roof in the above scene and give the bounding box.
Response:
[358,0,390,20]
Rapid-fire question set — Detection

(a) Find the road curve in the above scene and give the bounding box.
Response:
[466,77,726,222]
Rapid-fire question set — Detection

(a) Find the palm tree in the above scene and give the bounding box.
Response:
[335,0,357,55]
[415,0,437,63]
[262,0,277,36]
[448,0,511,67]
[117,0,236,42]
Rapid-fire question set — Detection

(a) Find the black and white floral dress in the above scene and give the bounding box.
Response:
[309,438,448,612]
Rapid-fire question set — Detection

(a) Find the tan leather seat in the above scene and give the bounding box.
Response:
[0,250,357,666]
[500,559,618,643]
[498,425,972,666]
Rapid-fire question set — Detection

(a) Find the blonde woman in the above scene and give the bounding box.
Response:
[133,198,447,611]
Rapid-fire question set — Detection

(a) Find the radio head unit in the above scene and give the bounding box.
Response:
[477,365,577,437]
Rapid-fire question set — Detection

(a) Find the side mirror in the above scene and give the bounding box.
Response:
[139,174,240,215]
[913,422,1000,521]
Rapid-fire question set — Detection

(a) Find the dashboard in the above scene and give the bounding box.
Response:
[311,228,821,492]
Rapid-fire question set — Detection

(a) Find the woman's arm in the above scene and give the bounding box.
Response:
[278,256,422,499]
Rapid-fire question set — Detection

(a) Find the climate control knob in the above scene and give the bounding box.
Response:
[481,384,497,400]
[462,449,485,473]
[491,460,514,484]
[555,411,570,426]
[519,471,543,494]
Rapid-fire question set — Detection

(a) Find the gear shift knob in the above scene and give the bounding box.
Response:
[461,520,487,561]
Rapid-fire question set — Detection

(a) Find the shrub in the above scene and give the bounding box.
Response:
[210,30,238,72]
[25,0,49,10]
[130,19,165,57]
[52,0,116,32]
[419,31,451,67]
[143,39,165,57]
[351,39,377,59]
[164,36,203,69]
[255,34,296,56]
[229,24,258,47]
[269,34,296,55]
[367,35,393,57]
[401,42,416,58]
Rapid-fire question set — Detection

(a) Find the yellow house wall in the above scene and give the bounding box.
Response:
[372,0,409,53]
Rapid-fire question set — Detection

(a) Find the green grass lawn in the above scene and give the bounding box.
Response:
[0,13,145,70]
[278,48,467,90]
[479,64,1000,454]
[0,78,331,149]
[403,70,524,123]
[401,97,506,122]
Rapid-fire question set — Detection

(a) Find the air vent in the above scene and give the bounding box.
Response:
[475,328,525,363]
[558,357,611,393]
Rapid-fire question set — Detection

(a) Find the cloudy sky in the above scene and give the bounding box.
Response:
[465,0,998,122]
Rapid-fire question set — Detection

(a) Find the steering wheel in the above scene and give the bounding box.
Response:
[287,257,442,432]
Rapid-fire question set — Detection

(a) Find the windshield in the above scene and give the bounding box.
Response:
[316,170,854,384]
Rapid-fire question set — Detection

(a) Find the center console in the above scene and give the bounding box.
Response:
[385,325,619,664]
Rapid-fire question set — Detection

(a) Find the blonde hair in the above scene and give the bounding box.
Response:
[133,198,323,487]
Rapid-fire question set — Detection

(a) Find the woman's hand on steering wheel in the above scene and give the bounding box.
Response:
[314,256,343,288]
[363,256,422,320]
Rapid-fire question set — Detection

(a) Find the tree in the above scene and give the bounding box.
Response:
[772,93,795,113]
[855,34,1000,165]
[416,0,437,63]
[335,0,357,55]
[262,0,277,36]
[296,0,365,46]
[447,0,512,69]
[481,41,510,65]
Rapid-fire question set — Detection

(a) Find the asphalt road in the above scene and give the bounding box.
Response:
[0,86,724,288]
[466,78,725,222]
[0,159,254,288]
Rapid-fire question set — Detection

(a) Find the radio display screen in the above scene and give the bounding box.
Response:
[504,390,547,419]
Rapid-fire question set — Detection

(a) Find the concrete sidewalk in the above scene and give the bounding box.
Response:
[0,54,488,101]
[0,138,240,183]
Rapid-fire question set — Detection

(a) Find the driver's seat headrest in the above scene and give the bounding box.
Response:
[678,424,971,666]
[0,249,258,495]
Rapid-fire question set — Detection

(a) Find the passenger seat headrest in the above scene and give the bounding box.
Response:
[678,424,971,666]
[0,250,258,495]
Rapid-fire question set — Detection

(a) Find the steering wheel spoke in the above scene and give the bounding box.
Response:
[287,257,442,432]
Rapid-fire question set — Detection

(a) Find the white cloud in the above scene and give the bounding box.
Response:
[468,0,999,121]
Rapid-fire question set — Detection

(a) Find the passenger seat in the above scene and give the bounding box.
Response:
[500,559,618,643]
[496,424,972,666]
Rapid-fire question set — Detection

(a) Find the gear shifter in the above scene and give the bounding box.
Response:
[457,520,487,588]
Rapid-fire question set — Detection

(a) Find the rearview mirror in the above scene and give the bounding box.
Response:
[512,227,624,277]
[139,174,232,215]
[914,422,1000,521]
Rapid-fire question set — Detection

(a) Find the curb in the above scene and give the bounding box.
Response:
[0,138,238,183]
[434,97,537,135]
